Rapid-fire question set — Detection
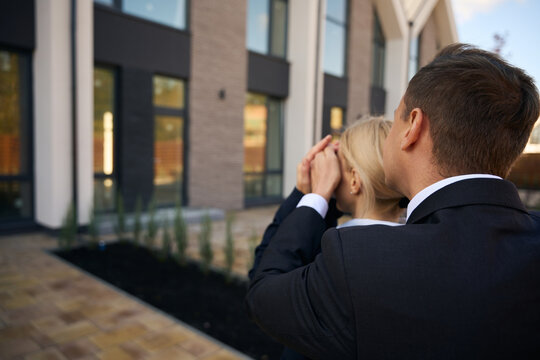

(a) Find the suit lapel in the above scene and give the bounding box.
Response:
[407,179,528,224]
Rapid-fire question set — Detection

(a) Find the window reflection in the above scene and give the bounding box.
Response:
[244,94,268,173]
[94,67,116,211]
[271,0,287,58]
[244,93,283,202]
[123,0,187,30]
[154,115,184,193]
[247,0,288,58]
[153,75,186,205]
[408,35,420,81]
[0,181,32,219]
[0,49,32,222]
[372,11,385,88]
[0,51,23,176]
[247,0,270,54]
[153,75,184,109]
[323,0,348,77]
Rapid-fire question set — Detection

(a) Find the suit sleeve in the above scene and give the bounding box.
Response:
[248,188,342,280]
[246,207,355,359]
[248,188,305,280]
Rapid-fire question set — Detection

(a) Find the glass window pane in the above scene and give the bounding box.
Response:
[244,93,268,173]
[244,174,264,199]
[408,35,420,81]
[323,21,346,77]
[94,178,116,212]
[123,0,186,30]
[266,99,282,171]
[270,0,287,58]
[326,0,347,23]
[0,181,32,219]
[247,0,270,54]
[265,174,282,197]
[0,50,29,176]
[154,115,184,205]
[372,12,385,88]
[94,67,115,175]
[153,75,184,109]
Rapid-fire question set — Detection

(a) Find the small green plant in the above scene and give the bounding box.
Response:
[145,197,158,249]
[87,202,99,246]
[133,195,143,245]
[58,202,77,250]
[247,228,259,272]
[161,215,172,258]
[224,212,236,282]
[174,199,188,265]
[198,212,213,274]
[114,193,126,240]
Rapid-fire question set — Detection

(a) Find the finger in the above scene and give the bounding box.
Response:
[305,135,332,161]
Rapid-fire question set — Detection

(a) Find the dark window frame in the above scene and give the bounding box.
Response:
[0,46,34,226]
[244,93,284,206]
[152,73,189,207]
[247,0,289,60]
[323,0,350,78]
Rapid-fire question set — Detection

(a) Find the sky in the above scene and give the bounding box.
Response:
[451,0,540,87]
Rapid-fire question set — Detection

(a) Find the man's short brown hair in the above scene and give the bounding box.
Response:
[404,43,539,178]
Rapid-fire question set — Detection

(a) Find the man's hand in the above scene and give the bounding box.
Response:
[311,146,341,202]
[296,135,333,194]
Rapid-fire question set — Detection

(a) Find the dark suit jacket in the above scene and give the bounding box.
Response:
[248,188,342,360]
[246,179,540,359]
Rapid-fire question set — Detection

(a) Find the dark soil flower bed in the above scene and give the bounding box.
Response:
[54,241,282,360]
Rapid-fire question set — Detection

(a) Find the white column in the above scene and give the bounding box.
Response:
[283,0,326,194]
[34,0,73,228]
[77,0,94,225]
[384,39,409,115]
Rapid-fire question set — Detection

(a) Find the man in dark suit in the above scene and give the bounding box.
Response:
[245,43,540,359]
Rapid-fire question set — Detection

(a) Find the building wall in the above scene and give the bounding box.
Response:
[419,13,439,68]
[347,0,373,122]
[189,0,247,209]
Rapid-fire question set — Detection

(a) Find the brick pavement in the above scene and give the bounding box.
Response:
[0,205,281,360]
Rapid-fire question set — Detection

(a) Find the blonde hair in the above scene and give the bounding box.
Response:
[340,116,403,218]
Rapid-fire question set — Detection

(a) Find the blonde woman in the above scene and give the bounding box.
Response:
[334,116,404,227]
[248,117,404,360]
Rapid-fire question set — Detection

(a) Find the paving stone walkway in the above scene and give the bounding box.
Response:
[0,205,280,360]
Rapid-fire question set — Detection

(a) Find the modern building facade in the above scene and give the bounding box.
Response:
[8,0,538,232]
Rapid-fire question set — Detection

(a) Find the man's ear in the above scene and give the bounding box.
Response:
[401,108,426,150]
[350,168,362,195]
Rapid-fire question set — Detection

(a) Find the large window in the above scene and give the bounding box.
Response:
[323,0,348,77]
[244,93,283,203]
[408,34,420,81]
[94,0,187,30]
[94,67,116,212]
[370,10,386,115]
[153,75,186,206]
[371,11,385,89]
[0,49,33,223]
[246,0,288,58]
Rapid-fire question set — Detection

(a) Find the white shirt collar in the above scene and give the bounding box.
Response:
[337,218,402,229]
[406,174,503,221]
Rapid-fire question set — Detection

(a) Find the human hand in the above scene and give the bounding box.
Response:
[296,135,333,194]
[311,145,341,202]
